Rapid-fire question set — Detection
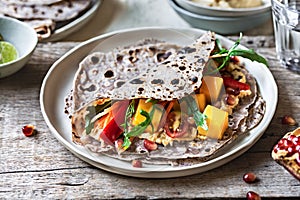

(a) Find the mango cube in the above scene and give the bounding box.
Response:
[197,105,228,139]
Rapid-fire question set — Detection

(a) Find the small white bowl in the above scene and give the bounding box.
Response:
[169,0,271,34]
[174,0,271,17]
[0,16,38,78]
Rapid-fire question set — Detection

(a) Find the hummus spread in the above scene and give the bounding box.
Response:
[191,0,263,8]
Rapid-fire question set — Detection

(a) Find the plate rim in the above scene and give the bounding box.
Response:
[40,27,278,178]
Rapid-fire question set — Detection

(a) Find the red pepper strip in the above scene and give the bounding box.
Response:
[222,76,250,91]
[99,100,129,145]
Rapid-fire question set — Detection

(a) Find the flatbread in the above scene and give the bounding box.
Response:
[71,32,215,113]
[0,0,92,21]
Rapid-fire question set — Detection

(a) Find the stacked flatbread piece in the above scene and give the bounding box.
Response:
[0,0,93,39]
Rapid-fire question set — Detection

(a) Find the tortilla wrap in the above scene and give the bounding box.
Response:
[68,32,266,165]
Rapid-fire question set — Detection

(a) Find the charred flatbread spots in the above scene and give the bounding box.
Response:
[66,32,266,166]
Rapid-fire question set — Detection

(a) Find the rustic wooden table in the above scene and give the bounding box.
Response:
[1,0,300,199]
[1,35,299,199]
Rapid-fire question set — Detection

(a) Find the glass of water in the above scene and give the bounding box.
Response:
[272,0,300,72]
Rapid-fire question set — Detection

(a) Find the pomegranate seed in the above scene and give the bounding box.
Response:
[225,94,236,105]
[287,146,295,156]
[287,134,296,141]
[132,160,142,168]
[283,139,293,147]
[292,136,300,145]
[144,139,158,151]
[230,56,240,64]
[282,115,297,126]
[246,191,261,200]
[243,172,257,183]
[22,124,36,137]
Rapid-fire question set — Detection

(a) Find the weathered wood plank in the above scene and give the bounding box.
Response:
[1,153,299,199]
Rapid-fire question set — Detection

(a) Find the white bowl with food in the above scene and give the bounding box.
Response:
[174,0,271,17]
[0,16,38,78]
[169,0,271,34]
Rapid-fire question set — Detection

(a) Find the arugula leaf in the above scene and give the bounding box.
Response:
[207,33,268,74]
[123,108,154,149]
[229,49,268,66]
[183,96,208,130]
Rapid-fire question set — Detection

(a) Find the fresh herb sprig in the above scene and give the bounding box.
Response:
[208,33,268,74]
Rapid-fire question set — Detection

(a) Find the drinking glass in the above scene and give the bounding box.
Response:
[271,0,300,72]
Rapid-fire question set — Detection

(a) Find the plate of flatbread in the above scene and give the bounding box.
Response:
[40,27,277,178]
[0,0,102,42]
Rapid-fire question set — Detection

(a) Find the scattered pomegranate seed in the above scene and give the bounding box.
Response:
[282,115,297,126]
[246,191,261,200]
[225,94,236,105]
[243,172,257,183]
[22,124,36,137]
[144,139,158,151]
[132,160,142,168]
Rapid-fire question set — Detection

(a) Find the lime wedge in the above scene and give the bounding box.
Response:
[0,41,18,64]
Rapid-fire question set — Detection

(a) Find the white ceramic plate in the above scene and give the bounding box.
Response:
[174,0,271,17]
[41,0,102,42]
[40,27,278,178]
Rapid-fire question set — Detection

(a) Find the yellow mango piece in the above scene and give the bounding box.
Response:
[197,105,228,139]
[200,76,224,103]
[132,99,153,126]
[195,93,206,112]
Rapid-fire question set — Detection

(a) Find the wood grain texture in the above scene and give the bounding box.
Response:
[1,37,300,199]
